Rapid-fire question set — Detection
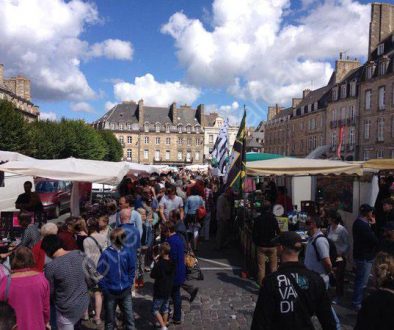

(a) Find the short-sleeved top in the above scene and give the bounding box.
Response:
[21,224,41,248]
[15,192,43,212]
[44,250,89,321]
[159,195,184,219]
[305,230,330,275]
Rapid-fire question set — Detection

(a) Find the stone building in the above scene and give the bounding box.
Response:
[0,64,39,121]
[204,113,239,162]
[245,126,265,153]
[325,57,362,160]
[359,3,394,160]
[264,107,292,155]
[93,100,205,165]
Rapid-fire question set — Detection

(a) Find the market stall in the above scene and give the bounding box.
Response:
[239,157,365,277]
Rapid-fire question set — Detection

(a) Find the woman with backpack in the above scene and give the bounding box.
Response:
[184,186,205,251]
[83,217,108,326]
[326,209,350,304]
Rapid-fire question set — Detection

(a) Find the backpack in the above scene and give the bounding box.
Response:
[312,234,338,266]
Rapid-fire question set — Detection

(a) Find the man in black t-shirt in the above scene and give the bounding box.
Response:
[252,200,280,286]
[15,181,43,213]
[252,232,336,330]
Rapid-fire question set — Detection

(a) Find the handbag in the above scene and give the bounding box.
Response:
[184,250,198,269]
[196,205,207,220]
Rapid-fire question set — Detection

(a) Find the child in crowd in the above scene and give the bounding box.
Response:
[150,242,175,330]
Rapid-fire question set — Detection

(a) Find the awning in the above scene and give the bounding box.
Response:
[0,157,131,185]
[246,157,363,176]
[363,159,394,171]
[0,150,35,162]
[246,152,284,162]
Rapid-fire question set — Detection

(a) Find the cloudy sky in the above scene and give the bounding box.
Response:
[0,0,371,125]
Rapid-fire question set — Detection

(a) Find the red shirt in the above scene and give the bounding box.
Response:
[31,240,45,272]
[57,229,78,251]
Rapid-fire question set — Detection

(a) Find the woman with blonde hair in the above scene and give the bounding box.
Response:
[355,252,394,329]
[31,222,58,272]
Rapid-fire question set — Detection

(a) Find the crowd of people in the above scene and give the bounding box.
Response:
[251,178,394,330]
[0,173,224,330]
[0,172,393,330]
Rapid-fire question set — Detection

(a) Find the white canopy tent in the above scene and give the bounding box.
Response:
[0,157,130,185]
[0,150,35,163]
[184,164,209,172]
[123,162,160,176]
[0,157,157,216]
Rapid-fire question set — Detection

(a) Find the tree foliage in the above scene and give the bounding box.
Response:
[1,100,120,161]
[98,130,123,162]
[0,100,34,155]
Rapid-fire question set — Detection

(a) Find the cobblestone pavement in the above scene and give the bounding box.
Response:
[82,239,358,329]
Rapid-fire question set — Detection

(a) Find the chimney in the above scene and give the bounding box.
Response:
[368,3,394,58]
[303,89,311,98]
[292,98,302,108]
[169,102,177,124]
[0,64,3,86]
[137,99,144,125]
[334,56,361,83]
[196,104,205,126]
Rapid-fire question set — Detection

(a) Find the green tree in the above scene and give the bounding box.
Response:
[0,100,34,155]
[59,119,107,160]
[98,130,123,161]
[31,119,107,160]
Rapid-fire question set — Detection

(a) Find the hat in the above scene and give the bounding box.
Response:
[271,232,302,249]
[383,222,394,231]
[359,204,374,214]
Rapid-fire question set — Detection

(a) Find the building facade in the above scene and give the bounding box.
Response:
[359,3,394,160]
[204,113,239,162]
[0,64,39,121]
[93,100,205,165]
[325,60,362,161]
[263,2,394,161]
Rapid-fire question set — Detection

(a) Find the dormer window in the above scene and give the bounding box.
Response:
[314,101,318,110]
[332,87,338,101]
[379,61,388,76]
[178,125,183,133]
[165,124,171,133]
[119,123,124,131]
[144,123,150,132]
[186,125,191,133]
[308,104,312,113]
[366,65,374,79]
[155,123,161,133]
[195,125,200,134]
[350,82,357,97]
[377,43,384,56]
[341,84,347,99]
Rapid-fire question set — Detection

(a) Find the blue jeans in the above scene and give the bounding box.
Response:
[104,288,135,330]
[352,259,373,307]
[152,298,170,316]
[171,285,182,322]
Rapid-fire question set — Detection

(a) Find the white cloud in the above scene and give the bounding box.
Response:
[105,101,117,112]
[113,73,201,107]
[89,39,133,60]
[206,101,242,125]
[162,0,370,105]
[39,111,57,121]
[0,0,133,101]
[70,102,95,113]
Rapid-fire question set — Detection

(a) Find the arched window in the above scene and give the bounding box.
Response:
[165,124,171,133]
[144,122,150,132]
[195,125,200,133]
[155,123,161,133]
[186,125,191,133]
[178,124,183,133]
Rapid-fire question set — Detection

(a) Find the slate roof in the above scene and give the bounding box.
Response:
[271,107,293,121]
[94,101,202,126]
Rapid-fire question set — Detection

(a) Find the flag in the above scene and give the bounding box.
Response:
[337,126,344,159]
[225,109,246,192]
[210,119,229,175]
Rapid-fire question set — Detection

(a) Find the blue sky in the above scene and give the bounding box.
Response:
[0,0,372,126]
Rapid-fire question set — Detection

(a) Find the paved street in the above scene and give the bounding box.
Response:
[78,237,358,329]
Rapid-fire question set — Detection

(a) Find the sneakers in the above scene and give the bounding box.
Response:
[190,288,199,303]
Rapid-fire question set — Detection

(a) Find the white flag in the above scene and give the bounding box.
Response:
[210,119,229,175]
